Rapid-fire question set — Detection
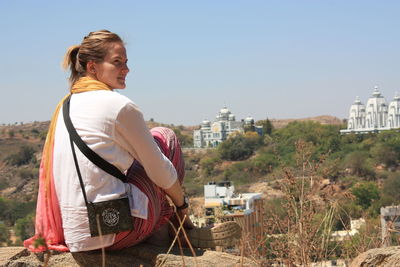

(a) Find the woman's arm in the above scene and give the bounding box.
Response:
[115,101,194,227]
[115,102,178,189]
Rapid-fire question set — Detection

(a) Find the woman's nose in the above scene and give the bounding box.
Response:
[123,63,130,74]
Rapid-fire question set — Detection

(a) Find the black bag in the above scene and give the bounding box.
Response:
[63,95,134,237]
[86,198,133,236]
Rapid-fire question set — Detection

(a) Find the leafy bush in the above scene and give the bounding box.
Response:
[39,130,48,141]
[381,172,400,206]
[0,197,36,226]
[14,214,35,242]
[199,156,220,177]
[7,129,14,138]
[250,151,279,175]
[173,128,193,147]
[351,182,380,209]
[0,223,9,244]
[256,119,274,135]
[218,132,262,161]
[18,168,37,179]
[222,162,253,185]
[6,145,36,166]
[371,143,398,168]
[343,151,375,179]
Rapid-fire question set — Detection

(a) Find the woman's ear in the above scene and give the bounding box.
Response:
[86,61,97,75]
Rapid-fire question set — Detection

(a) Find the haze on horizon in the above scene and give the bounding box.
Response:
[1,1,400,126]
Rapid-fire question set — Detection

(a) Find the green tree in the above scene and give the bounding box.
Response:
[343,151,375,179]
[250,151,278,175]
[371,143,397,168]
[8,129,14,138]
[218,132,262,161]
[381,172,400,206]
[39,130,48,141]
[0,223,9,244]
[14,214,34,242]
[351,182,380,209]
[199,157,220,177]
[6,145,36,166]
[256,119,274,135]
[172,128,193,147]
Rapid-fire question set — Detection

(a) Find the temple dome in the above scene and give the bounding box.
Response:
[365,86,387,128]
[372,85,382,97]
[220,107,230,115]
[244,115,254,124]
[201,119,211,128]
[394,92,400,101]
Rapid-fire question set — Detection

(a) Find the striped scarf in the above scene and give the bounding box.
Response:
[24,77,111,252]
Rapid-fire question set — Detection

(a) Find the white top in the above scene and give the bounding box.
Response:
[53,90,177,252]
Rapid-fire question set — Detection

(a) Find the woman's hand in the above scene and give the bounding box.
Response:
[176,207,195,230]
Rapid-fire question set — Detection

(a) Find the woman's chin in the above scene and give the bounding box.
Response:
[112,83,126,89]
[117,81,126,89]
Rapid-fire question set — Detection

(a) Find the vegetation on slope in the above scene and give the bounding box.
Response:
[1,118,400,263]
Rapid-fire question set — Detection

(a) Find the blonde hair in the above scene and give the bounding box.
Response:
[62,30,123,85]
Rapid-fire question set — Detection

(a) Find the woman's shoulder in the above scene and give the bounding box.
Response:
[79,90,134,108]
[72,90,137,118]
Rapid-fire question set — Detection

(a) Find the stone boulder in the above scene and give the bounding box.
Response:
[350,246,400,267]
[1,243,256,267]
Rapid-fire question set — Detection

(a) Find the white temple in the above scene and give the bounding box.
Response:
[341,86,400,134]
[193,107,255,148]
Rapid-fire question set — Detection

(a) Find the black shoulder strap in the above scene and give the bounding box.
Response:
[63,95,127,183]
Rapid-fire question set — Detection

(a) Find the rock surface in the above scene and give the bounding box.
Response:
[1,244,255,267]
[350,246,400,267]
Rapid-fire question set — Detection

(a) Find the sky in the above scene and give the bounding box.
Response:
[1,0,400,126]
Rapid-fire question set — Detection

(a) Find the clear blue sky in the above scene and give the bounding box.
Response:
[1,0,400,126]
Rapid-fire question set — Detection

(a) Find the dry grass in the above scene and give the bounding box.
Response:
[235,140,383,266]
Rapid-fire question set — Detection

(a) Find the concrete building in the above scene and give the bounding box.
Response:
[193,107,253,148]
[203,181,262,217]
[341,86,400,134]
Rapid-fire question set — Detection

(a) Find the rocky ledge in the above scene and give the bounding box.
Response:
[350,246,400,267]
[0,244,255,267]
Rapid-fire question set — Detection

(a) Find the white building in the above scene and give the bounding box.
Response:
[341,86,400,134]
[204,181,262,216]
[193,107,254,148]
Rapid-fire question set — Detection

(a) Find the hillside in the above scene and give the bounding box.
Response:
[269,115,343,129]
[0,115,344,202]
[4,115,386,264]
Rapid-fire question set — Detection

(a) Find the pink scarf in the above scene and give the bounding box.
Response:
[24,77,111,252]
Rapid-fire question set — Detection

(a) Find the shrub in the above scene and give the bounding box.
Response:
[381,172,400,206]
[18,168,37,179]
[256,119,274,135]
[370,143,398,168]
[14,214,35,242]
[0,223,9,244]
[222,162,253,185]
[199,157,220,177]
[7,130,14,138]
[172,128,193,147]
[343,151,375,179]
[39,130,48,141]
[250,151,278,175]
[351,182,380,209]
[218,133,262,161]
[6,145,36,166]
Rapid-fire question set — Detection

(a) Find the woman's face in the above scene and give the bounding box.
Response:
[91,42,129,89]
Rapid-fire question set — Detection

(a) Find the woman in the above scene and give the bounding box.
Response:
[24,30,240,252]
